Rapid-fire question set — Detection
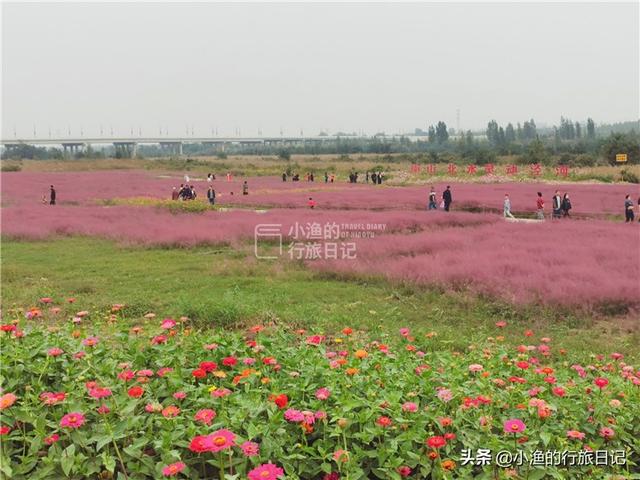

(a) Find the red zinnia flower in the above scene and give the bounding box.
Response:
[426,436,447,449]
[274,394,288,409]
[127,386,144,398]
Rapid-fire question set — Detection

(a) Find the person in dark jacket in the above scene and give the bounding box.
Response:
[561,193,572,217]
[442,186,452,211]
[552,190,562,219]
[207,187,216,205]
[242,181,249,195]
[49,185,56,205]
[625,195,634,222]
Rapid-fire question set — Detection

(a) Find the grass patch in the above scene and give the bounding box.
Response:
[1,237,637,359]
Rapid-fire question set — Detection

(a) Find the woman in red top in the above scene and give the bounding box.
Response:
[536,192,544,220]
[308,197,316,209]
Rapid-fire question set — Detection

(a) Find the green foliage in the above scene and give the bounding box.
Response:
[0,300,638,479]
[278,149,291,161]
[619,168,639,184]
[601,132,640,165]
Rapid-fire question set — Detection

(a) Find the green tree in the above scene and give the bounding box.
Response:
[435,121,449,144]
[505,123,516,143]
[486,120,499,146]
[586,118,596,139]
[524,137,550,165]
[427,126,436,143]
[601,132,640,165]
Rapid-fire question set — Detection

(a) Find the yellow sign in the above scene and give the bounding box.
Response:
[616,153,628,162]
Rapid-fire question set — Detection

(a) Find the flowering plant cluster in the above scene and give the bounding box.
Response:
[0,301,638,479]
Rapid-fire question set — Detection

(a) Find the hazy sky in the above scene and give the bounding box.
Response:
[2,2,639,138]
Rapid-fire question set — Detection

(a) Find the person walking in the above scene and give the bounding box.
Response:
[536,192,545,220]
[171,187,179,200]
[625,195,635,222]
[552,190,562,219]
[49,185,56,205]
[242,181,249,195]
[561,193,572,217]
[428,187,437,210]
[207,186,216,205]
[442,186,452,212]
[503,194,515,219]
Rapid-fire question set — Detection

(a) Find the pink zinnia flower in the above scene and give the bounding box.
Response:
[566,430,585,440]
[241,441,260,457]
[402,402,418,412]
[599,427,614,439]
[437,388,453,403]
[60,412,86,429]
[469,364,483,373]
[194,409,216,425]
[284,409,304,423]
[503,418,526,434]
[210,388,231,398]
[594,377,609,389]
[399,328,410,337]
[161,319,177,330]
[398,466,411,477]
[162,461,186,477]
[173,391,186,400]
[248,463,284,480]
[82,336,99,347]
[315,388,331,400]
[208,429,236,452]
[47,347,64,357]
[305,335,325,345]
[97,404,110,415]
[88,387,112,399]
[40,392,66,405]
[44,433,60,445]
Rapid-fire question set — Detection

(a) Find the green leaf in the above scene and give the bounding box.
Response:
[540,431,551,447]
[527,469,548,480]
[60,453,74,476]
[101,452,116,473]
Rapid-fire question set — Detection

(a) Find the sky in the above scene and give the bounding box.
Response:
[2,2,639,139]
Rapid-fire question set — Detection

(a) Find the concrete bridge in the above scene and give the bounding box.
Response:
[0,135,363,158]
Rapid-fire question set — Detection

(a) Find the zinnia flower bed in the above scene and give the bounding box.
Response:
[0,303,638,479]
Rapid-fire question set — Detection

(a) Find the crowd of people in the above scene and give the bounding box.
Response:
[43,172,640,223]
[427,186,453,211]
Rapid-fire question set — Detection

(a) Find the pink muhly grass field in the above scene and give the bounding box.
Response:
[310,219,640,306]
[2,171,637,215]
[0,204,494,246]
[2,170,638,307]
